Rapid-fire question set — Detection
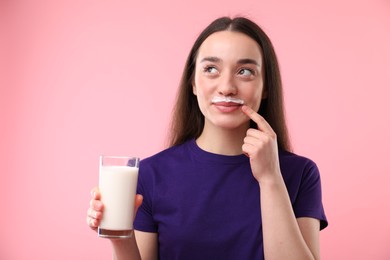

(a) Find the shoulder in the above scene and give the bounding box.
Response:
[279,150,320,182]
[139,141,192,175]
[141,141,189,164]
[279,150,318,171]
[280,151,328,230]
[137,141,195,192]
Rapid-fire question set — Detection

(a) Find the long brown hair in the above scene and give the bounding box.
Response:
[167,16,291,152]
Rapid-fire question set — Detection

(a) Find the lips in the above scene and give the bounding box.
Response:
[213,102,242,112]
[214,102,241,106]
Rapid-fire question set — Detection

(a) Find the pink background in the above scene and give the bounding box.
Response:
[1,0,390,259]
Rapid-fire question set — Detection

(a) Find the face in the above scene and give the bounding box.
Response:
[193,30,266,130]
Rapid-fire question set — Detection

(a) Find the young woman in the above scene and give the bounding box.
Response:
[87,16,328,260]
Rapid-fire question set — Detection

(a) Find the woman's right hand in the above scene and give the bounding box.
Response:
[86,187,144,233]
[87,187,104,232]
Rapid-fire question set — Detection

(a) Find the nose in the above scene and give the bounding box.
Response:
[217,73,237,96]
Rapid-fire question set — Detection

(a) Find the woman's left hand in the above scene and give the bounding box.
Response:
[241,105,281,183]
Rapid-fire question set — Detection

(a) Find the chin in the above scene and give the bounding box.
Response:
[212,119,249,130]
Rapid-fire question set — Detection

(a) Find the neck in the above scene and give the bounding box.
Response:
[196,123,249,156]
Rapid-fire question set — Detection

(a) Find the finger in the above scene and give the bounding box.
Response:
[242,143,253,154]
[241,105,274,135]
[86,215,98,229]
[245,128,263,139]
[87,208,102,220]
[243,134,271,155]
[134,194,143,215]
[135,194,143,208]
[90,187,101,199]
[243,135,261,146]
[89,199,104,211]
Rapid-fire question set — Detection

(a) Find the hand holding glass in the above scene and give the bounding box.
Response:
[98,155,139,239]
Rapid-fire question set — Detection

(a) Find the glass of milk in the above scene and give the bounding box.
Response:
[98,155,140,239]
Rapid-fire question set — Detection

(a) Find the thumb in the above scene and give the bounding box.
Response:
[134,194,143,214]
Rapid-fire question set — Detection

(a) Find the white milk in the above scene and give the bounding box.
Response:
[99,165,139,230]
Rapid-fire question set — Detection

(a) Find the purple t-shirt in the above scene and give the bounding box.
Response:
[134,139,328,259]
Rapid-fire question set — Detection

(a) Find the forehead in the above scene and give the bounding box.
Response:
[197,31,263,61]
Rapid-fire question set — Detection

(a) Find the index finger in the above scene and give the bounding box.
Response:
[241,105,274,134]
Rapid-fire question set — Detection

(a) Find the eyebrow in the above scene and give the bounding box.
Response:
[237,58,261,67]
[200,56,260,67]
[200,56,221,63]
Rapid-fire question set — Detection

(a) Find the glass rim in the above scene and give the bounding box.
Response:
[99,155,140,160]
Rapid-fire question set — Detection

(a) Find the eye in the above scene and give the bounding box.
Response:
[203,66,219,75]
[238,68,254,76]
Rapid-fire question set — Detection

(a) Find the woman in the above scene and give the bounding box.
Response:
[87,16,328,259]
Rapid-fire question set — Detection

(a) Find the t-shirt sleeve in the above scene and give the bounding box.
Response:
[133,162,158,233]
[293,161,328,230]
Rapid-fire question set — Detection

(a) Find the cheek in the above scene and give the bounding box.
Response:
[193,74,213,96]
[244,86,264,111]
[254,99,262,112]
[192,72,201,95]
[193,77,215,116]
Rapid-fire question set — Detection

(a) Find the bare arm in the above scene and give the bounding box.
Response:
[133,231,158,260]
[260,177,320,259]
[241,105,320,259]
[110,236,141,260]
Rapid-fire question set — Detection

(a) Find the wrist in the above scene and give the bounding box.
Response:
[258,171,284,187]
[109,235,134,246]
